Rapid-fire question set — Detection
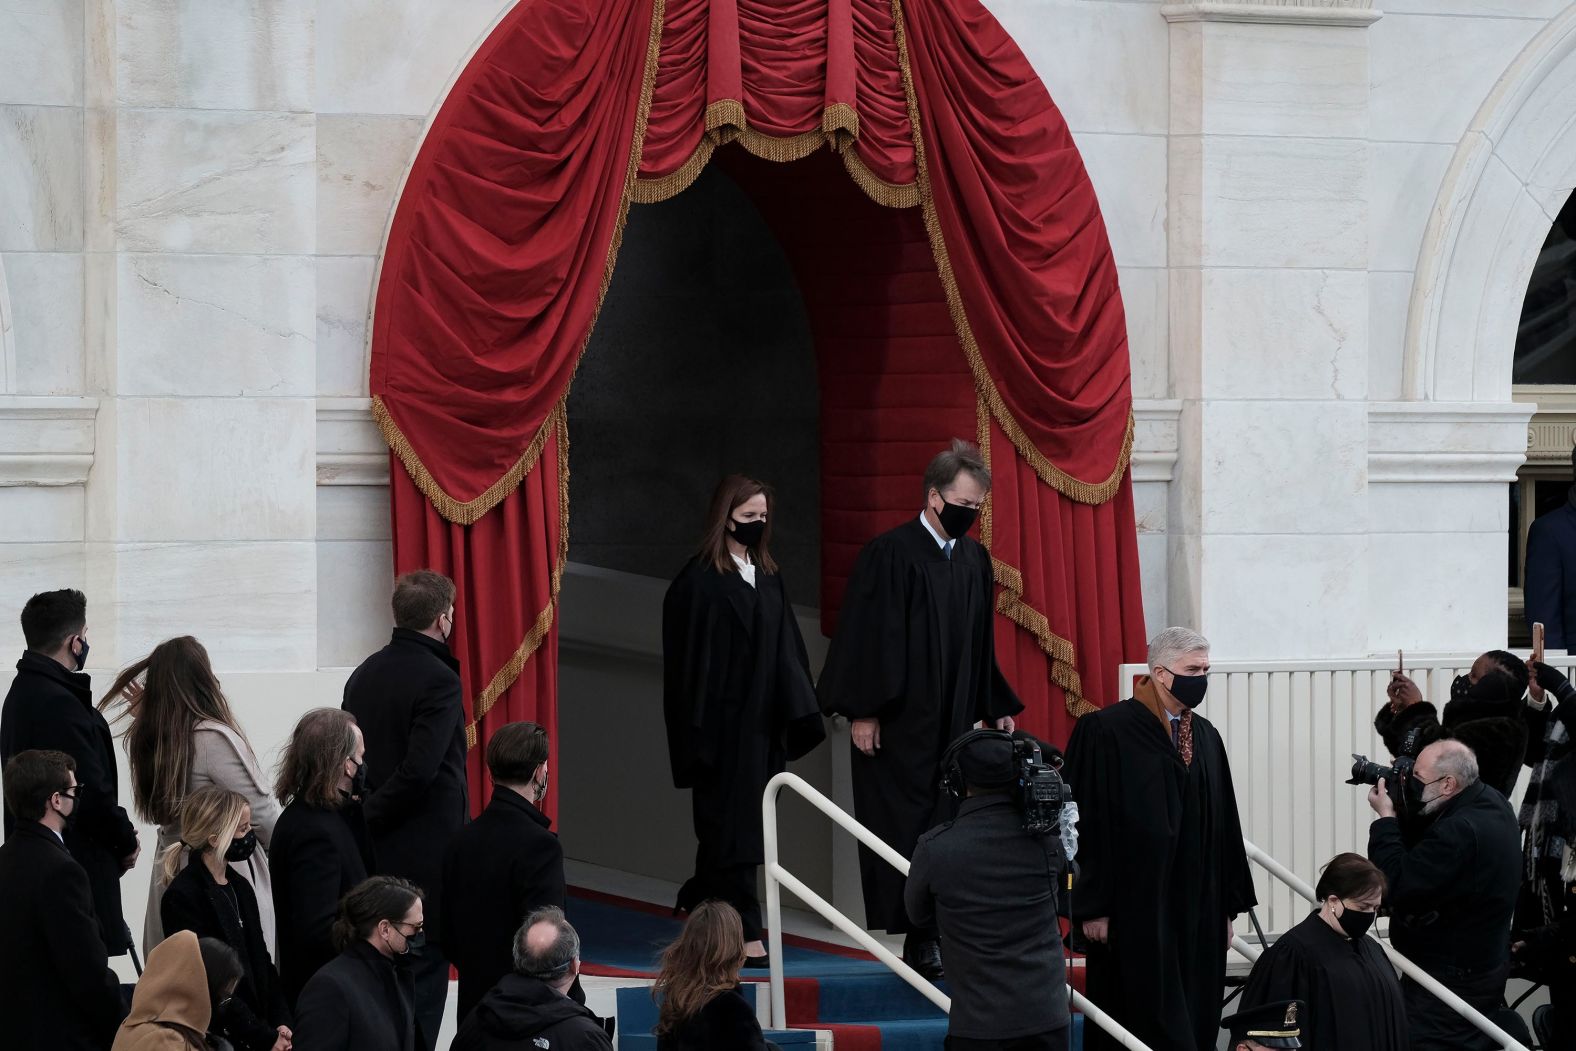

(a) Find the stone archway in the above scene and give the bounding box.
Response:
[1405,7,1576,402]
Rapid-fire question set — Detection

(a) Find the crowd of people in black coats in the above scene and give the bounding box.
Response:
[0,576,785,1051]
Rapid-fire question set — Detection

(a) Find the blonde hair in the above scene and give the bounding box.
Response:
[159,785,249,887]
[653,901,746,1034]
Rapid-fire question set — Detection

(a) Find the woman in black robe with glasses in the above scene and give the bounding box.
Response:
[662,475,825,965]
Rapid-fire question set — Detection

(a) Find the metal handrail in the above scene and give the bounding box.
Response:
[761,770,1156,1051]
[1242,838,1531,1051]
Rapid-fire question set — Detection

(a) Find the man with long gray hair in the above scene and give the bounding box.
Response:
[1064,626,1256,1051]
[450,906,613,1051]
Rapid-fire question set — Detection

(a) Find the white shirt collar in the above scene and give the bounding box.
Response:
[918,510,950,550]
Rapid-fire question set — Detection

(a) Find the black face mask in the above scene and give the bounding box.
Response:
[225,829,258,864]
[71,636,89,672]
[386,926,425,962]
[1336,904,1376,940]
[1165,669,1209,709]
[729,518,767,549]
[936,500,978,540]
[349,759,368,799]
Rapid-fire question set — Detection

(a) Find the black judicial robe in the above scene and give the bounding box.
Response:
[662,558,825,867]
[817,518,1021,933]
[1064,695,1255,1051]
[1239,911,1408,1051]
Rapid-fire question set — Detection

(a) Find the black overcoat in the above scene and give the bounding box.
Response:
[451,973,613,1051]
[817,518,1021,932]
[1525,495,1576,648]
[1,650,140,952]
[1064,696,1256,1051]
[294,940,418,1051]
[655,987,771,1051]
[161,858,291,1049]
[342,628,468,945]
[662,558,825,865]
[442,787,566,1024]
[0,821,125,1050]
[270,799,372,1004]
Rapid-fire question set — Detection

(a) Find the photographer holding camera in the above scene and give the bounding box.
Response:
[1367,739,1520,1051]
[1380,651,1530,799]
[904,729,1070,1050]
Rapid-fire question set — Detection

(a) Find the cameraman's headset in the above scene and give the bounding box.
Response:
[938,727,1020,798]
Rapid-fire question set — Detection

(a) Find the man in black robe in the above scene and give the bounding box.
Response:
[818,439,1022,978]
[1064,626,1255,1051]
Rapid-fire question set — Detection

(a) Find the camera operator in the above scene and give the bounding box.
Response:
[1380,651,1529,798]
[1367,739,1520,1051]
[904,729,1070,1050]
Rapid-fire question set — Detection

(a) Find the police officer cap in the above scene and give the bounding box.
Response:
[1221,1000,1302,1049]
[956,733,1017,790]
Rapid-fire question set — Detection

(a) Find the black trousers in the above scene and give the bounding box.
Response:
[411,944,449,1051]
[677,860,763,941]
[1402,970,1507,1051]
[944,1026,1069,1050]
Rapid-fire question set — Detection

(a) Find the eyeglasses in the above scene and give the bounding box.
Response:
[58,789,78,801]
[393,921,425,936]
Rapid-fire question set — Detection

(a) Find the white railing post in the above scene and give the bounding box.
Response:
[1241,839,1531,1051]
[762,770,1155,1051]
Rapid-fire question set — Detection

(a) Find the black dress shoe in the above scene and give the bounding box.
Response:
[742,953,771,968]
[902,937,945,980]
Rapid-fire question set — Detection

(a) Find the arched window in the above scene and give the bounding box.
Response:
[1510,191,1576,644]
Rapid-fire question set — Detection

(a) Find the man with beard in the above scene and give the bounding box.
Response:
[818,439,1021,979]
[1063,626,1255,1051]
[1368,739,1521,1050]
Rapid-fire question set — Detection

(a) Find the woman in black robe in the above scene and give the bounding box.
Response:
[1238,852,1407,1051]
[662,475,825,964]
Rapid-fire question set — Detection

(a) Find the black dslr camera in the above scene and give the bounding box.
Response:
[1016,736,1068,837]
[941,729,1069,837]
[1348,753,1414,815]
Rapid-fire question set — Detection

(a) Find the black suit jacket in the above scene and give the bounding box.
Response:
[1526,497,1576,648]
[270,800,372,1004]
[442,787,566,1023]
[1,651,139,952]
[343,628,468,942]
[905,795,1070,1040]
[294,940,418,1051]
[162,858,291,1048]
[0,822,125,1050]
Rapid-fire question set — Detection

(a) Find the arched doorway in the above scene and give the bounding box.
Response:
[366,0,1146,842]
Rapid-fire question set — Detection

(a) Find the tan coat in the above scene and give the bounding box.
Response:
[144,720,281,956]
[112,930,209,1051]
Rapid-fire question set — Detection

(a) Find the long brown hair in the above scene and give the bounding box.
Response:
[653,900,746,1034]
[275,708,358,809]
[101,636,251,826]
[698,475,778,576]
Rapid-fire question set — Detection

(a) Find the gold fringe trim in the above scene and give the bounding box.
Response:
[842,148,919,209]
[823,101,859,152]
[706,98,746,140]
[465,404,572,748]
[992,557,1097,718]
[737,124,826,164]
[631,136,716,203]
[888,0,1133,507]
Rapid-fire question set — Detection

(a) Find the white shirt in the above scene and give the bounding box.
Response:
[918,510,952,554]
[731,551,756,589]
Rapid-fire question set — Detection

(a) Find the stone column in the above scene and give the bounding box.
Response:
[1165,0,1380,658]
[81,0,318,670]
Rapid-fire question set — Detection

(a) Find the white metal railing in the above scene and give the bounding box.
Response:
[1240,838,1531,1051]
[1119,652,1576,935]
[761,771,1155,1051]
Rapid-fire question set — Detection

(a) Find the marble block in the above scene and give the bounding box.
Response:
[104,540,316,669]
[0,105,84,251]
[1120,267,1169,400]
[1171,19,1368,139]
[0,541,86,656]
[315,0,513,116]
[1169,135,1367,269]
[1377,0,1567,19]
[316,539,393,667]
[1198,533,1369,660]
[1369,481,1509,535]
[1074,132,1167,269]
[317,115,424,256]
[1138,531,1169,638]
[985,0,1169,135]
[110,397,315,542]
[0,486,85,543]
[316,256,375,397]
[1173,267,1368,401]
[2,252,85,394]
[116,109,314,254]
[0,0,85,107]
[1367,530,1510,652]
[117,253,314,397]
[115,0,314,112]
[315,486,391,543]
[1369,13,1542,145]
[1367,271,1412,403]
[1368,142,1453,273]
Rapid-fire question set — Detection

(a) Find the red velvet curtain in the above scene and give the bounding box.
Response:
[370,0,1147,791]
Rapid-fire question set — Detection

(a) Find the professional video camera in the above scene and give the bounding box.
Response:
[1347,753,1414,816]
[940,729,1070,838]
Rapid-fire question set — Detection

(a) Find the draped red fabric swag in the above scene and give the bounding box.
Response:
[370,0,1147,806]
